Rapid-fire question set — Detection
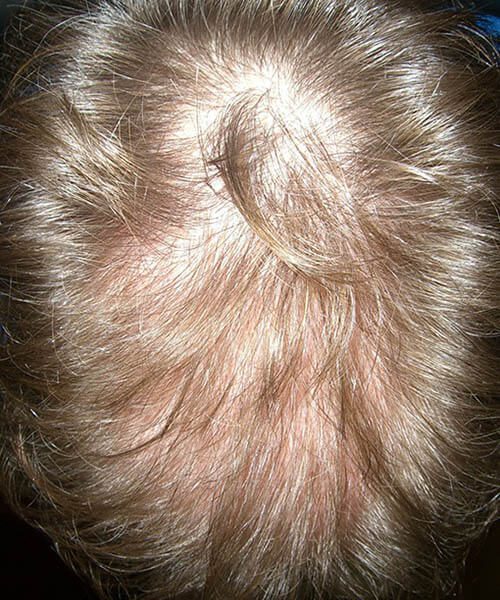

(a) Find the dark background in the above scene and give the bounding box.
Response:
[1,1,499,598]
[1,500,498,600]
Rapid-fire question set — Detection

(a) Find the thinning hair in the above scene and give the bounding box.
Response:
[0,1,499,598]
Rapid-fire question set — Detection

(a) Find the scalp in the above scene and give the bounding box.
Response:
[0,1,499,599]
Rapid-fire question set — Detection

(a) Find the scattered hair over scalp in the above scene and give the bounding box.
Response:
[0,0,499,598]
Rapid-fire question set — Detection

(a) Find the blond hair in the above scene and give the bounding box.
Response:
[0,1,499,598]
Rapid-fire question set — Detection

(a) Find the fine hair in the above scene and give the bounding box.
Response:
[0,1,499,599]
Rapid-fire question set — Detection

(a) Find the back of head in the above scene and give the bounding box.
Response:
[0,1,499,598]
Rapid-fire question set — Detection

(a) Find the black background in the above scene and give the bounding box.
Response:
[1,501,498,599]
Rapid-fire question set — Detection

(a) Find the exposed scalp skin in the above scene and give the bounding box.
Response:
[0,1,499,599]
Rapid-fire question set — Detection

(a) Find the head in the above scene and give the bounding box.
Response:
[0,1,499,598]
